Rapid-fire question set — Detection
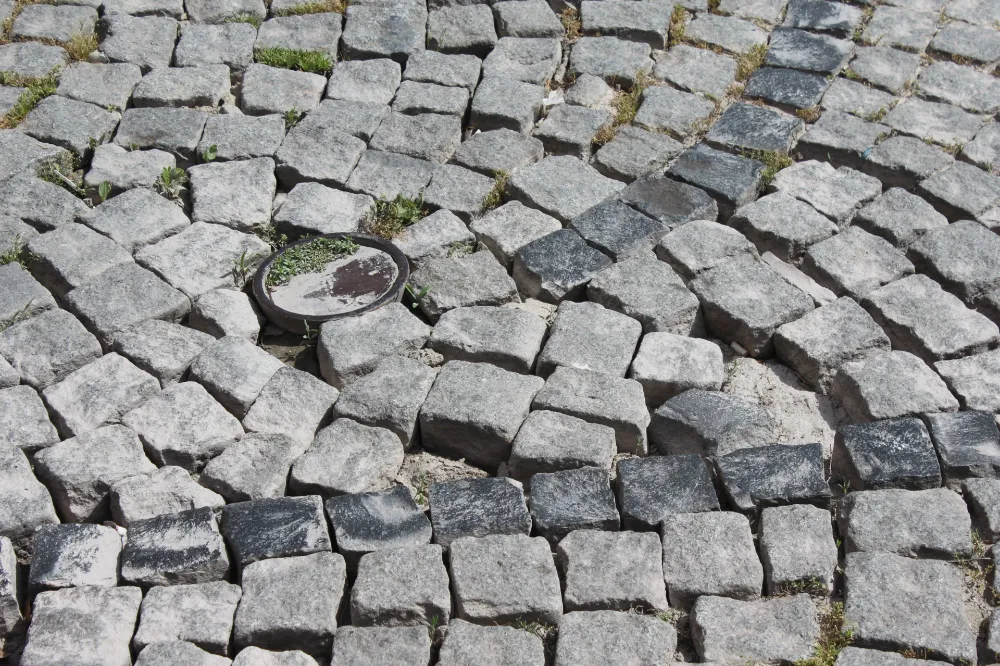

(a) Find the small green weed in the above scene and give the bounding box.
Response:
[256,47,333,75]
[0,299,36,334]
[794,602,854,666]
[775,577,828,597]
[0,234,30,268]
[301,320,320,341]
[668,6,688,47]
[157,166,187,198]
[224,12,262,28]
[254,222,288,251]
[274,0,347,15]
[480,170,509,211]
[594,71,654,145]
[560,7,582,41]
[265,236,360,289]
[0,69,58,129]
[735,43,768,81]
[853,6,874,42]
[447,241,475,258]
[201,144,218,163]
[864,106,888,122]
[413,471,429,505]
[404,283,430,310]
[741,149,794,188]
[97,180,111,203]
[64,31,97,61]
[39,163,86,198]
[283,106,303,129]
[231,249,257,287]
[363,193,427,239]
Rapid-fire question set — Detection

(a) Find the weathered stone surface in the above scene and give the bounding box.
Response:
[965,477,1000,541]
[537,301,640,379]
[931,21,1000,63]
[770,160,881,226]
[924,410,1000,482]
[428,477,531,547]
[821,77,894,118]
[653,44,736,98]
[706,102,804,155]
[0,385,58,453]
[0,308,102,392]
[189,158,276,232]
[635,85,715,140]
[198,114,285,163]
[175,23,256,70]
[833,351,959,423]
[0,175,89,232]
[0,42,69,79]
[0,535,22,645]
[450,533,562,624]
[745,66,830,111]
[19,586,142,666]
[496,0,563,38]
[616,454,719,531]
[241,64,326,116]
[201,432,303,502]
[650,388,776,458]
[273,182,372,239]
[403,50,481,91]
[513,229,613,303]
[110,465,224,526]
[452,130,544,177]
[853,188,947,249]
[469,77,545,134]
[27,223,134,299]
[422,167,493,223]
[330,626,431,666]
[133,641,231,666]
[132,64,230,109]
[133,581,242,655]
[325,485,432,567]
[908,220,1000,306]
[326,58,401,105]
[289,419,403,497]
[921,162,1000,223]
[189,289,262,344]
[760,504,837,594]
[717,442,830,512]
[242,367,337,447]
[122,381,243,470]
[558,529,666,612]
[801,227,911,300]
[13,3,97,42]
[690,594,819,664]
[19,96,119,162]
[686,12,768,53]
[834,417,942,490]
[81,187,189,254]
[533,103,611,159]
[188,336,283,418]
[766,27,853,74]
[221,495,332,568]
[834,648,951,666]
[481,36,558,83]
[588,257,702,336]
[120,507,230,586]
[438,620,544,666]
[884,98,987,148]
[114,107,207,165]
[509,155,624,224]
[0,446,59,544]
[234,552,346,658]
[568,36,653,88]
[274,115,366,190]
[507,410,616,482]
[935,349,1000,414]
[917,61,1000,115]
[28,523,121,591]
[341,0,426,61]
[344,150,435,200]
[555,611,676,665]
[255,13,341,60]
[594,125,683,181]
[861,137,953,193]
[84,144,176,199]
[350,544,450,627]
[369,111,461,164]
[428,306,546,374]
[629,333,723,407]
[844,552,976,663]
[528,467,619,543]
[570,199,669,261]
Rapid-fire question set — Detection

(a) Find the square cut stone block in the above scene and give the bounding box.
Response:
[202,432,304,503]
[649,389,776,458]
[287,419,403,498]
[935,349,1000,414]
[512,229,613,304]
[907,219,1000,305]
[770,160,882,227]
[568,36,653,89]
[629,333,724,407]
[80,187,190,255]
[655,219,758,282]
[469,77,545,134]
[834,417,942,490]
[132,581,242,656]
[801,227,913,300]
[615,173,719,229]
[428,477,531,548]
[716,442,831,513]
[469,201,561,269]
[924,411,1000,483]
[0,262,56,329]
[242,367,338,449]
[0,385,58,453]
[481,36,558,83]
[325,486,432,569]
[241,64,326,116]
[110,466,224,528]
[760,504,838,595]
[419,360,543,472]
[557,530,667,612]
[28,523,122,592]
[350,544,450,627]
[616,454,719,531]
[450,534,562,625]
[568,199,668,261]
[853,188,948,249]
[114,107,208,166]
[587,257,703,336]
[507,409,616,482]
[508,155,625,224]
[27,223,134,300]
[330,626,431,666]
[120,507,230,586]
[1,446,59,546]
[189,336,284,418]
[437,620,544,665]
[706,102,804,156]
[555,610,677,665]
[0,308,101,392]
[690,594,819,664]
[428,306,546,374]
[221,496,332,570]
[537,301,641,379]
[175,22,256,70]
[529,467,619,544]
[19,96,120,163]
[408,251,520,323]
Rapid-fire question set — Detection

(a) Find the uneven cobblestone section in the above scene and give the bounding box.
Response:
[1,0,1000,663]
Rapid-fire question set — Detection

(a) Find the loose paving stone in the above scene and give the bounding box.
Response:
[0,385,58,452]
[80,187,189,254]
[275,119,366,190]
[326,59,401,105]
[255,14,342,60]
[304,99,389,143]
[386,208,473,267]
[963,122,1000,173]
[730,192,838,262]
[593,125,683,181]
[408,251,520,322]
[428,5,499,57]
[112,320,214,387]
[616,454,719,530]
[771,161,882,226]
[860,135,954,191]
[568,36,653,88]
[691,256,814,357]
[289,419,403,496]
[667,144,765,218]
[909,221,1000,307]
[760,504,837,594]
[774,297,889,394]
[26,223,134,299]
[834,417,942,490]
[197,114,285,163]
[536,301,640,378]
[588,256,702,336]
[19,586,142,666]
[558,529,667,611]
[174,23,257,70]
[862,5,936,52]
[512,229,613,302]
[18,96,118,161]
[690,594,819,664]
[706,102,804,155]
[273,182,372,239]
[189,289,262,343]
[629,333,724,406]
[634,85,715,140]
[234,552,346,658]
[325,485,432,567]
[833,351,959,423]
[717,442,830,512]
[331,626,431,666]
[801,227,912,300]
[661,511,763,607]
[653,44,737,98]
[468,77,545,134]
[919,162,1000,222]
[392,80,469,117]
[369,111,462,164]
[0,308,101,391]
[438,620,545,666]
[42,353,160,438]
[686,13,768,54]
[222,496,332,568]
[496,0,563,38]
[189,336,283,418]
[84,144,176,199]
[428,306,546,374]
[925,411,1000,481]
[33,424,155,523]
[0,446,58,545]
[0,42,69,79]
[132,65,230,109]
[189,157,276,232]
[863,274,999,364]
[528,467,619,542]
[122,381,243,469]
[428,477,531,547]
[114,107,208,165]
[935,349,1000,413]
[507,410,616,481]
[13,3,97,42]
[110,465,225,526]
[766,27,853,74]
[533,104,611,159]
[840,488,971,558]
[242,367,337,447]
[650,388,776,457]
[403,49,481,92]
[655,219,757,281]
[99,14,179,72]
[450,533,562,624]
[580,0,672,48]
[202,432,304,502]
[797,110,889,169]
[964,478,1000,540]
[420,360,541,469]
[555,611,678,666]
[28,523,122,591]
[847,46,921,96]
[930,22,1000,64]
[534,366,649,454]
[241,64,326,116]
[482,36,560,84]
[844,552,976,663]
[341,2,426,62]
[134,641,232,666]
[917,61,1000,115]
[852,187,947,249]
[885,97,987,148]
[0,175,89,232]
[745,67,830,111]
[317,303,431,388]
[350,544,450,626]
[120,506,230,586]
[820,77,895,118]
[344,150,435,200]
[422,165,494,222]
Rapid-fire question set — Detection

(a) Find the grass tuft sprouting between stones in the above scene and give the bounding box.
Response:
[668,5,688,47]
[480,170,509,211]
[224,12,263,28]
[0,69,58,129]
[362,193,427,240]
[560,7,581,42]
[593,71,654,146]
[793,602,854,666]
[256,47,333,75]
[741,149,794,188]
[274,0,347,15]
[735,43,767,82]
[0,234,32,269]
[265,236,360,289]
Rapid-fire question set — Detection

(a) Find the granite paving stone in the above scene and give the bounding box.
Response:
[428,5,498,57]
[330,626,430,666]
[403,50,481,91]
[528,467,619,543]
[469,201,560,268]
[652,45,736,98]
[935,348,1000,414]
[963,478,1000,541]
[114,107,208,165]
[189,336,284,418]
[924,410,1000,481]
[0,175,89,232]
[437,619,544,665]
[508,410,616,481]
[132,581,242,655]
[468,77,545,134]
[241,64,327,116]
[655,220,757,281]
[801,227,912,300]
[760,504,837,594]
[28,523,122,591]
[568,36,653,88]
[83,144,177,199]
[189,289,263,343]
[0,385,59,453]
[19,96,119,162]
[254,14,342,60]
[588,256,703,335]
[325,486,432,568]
[392,80,469,117]
[593,125,683,181]
[202,432,304,502]
[197,114,286,162]
[616,454,720,530]
[730,192,838,262]
[26,223,134,299]
[495,0,563,39]
[629,333,724,406]
[185,0,265,23]
[0,446,59,546]
[884,98,987,148]
[80,187,189,254]
[717,442,831,513]
[860,135,954,191]
[650,388,776,457]
[0,308,102,391]
[480,36,559,84]
[288,419,403,497]
[797,110,889,169]
[428,477,531,547]
[0,42,69,79]
[428,306,546,374]
[555,611,677,666]
[272,182,371,239]
[110,465,224,526]
[558,529,667,612]
[820,77,895,118]
[615,173,719,228]
[634,85,715,140]
[706,102,804,155]
[930,22,1000,64]
[690,594,819,664]
[667,144,765,218]
[408,251,520,321]
[834,417,942,490]
[917,61,1000,115]
[840,488,971,558]
[832,351,959,423]
[513,229,613,303]
[686,13,768,54]
[745,67,831,111]
[99,14,179,72]
[536,301,640,378]
[13,4,97,43]
[341,1,426,62]
[111,320,214,387]
[350,544,450,627]
[174,23,257,70]
[119,506,230,586]
[766,27,853,74]
[422,165,494,222]
[221,495,332,569]
[326,59,401,105]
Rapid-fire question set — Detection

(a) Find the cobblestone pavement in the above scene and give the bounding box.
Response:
[2,0,1000,663]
